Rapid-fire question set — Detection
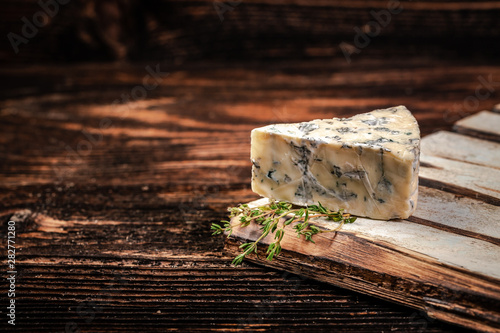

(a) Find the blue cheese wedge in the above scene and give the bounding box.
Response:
[250,106,420,220]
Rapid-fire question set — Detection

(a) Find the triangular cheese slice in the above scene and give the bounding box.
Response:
[250,105,420,220]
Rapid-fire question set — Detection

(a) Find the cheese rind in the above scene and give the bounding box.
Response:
[250,106,420,220]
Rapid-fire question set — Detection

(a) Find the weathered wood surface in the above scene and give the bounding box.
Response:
[225,118,500,330]
[2,0,500,63]
[226,192,500,331]
[420,131,500,169]
[1,60,499,332]
[412,186,500,243]
[419,154,500,205]
[454,111,500,143]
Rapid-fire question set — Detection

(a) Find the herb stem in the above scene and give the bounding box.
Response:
[211,201,356,266]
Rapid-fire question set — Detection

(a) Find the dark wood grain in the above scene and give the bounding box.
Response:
[2,0,500,63]
[1,58,497,332]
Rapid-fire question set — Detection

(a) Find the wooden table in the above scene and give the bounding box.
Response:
[1,59,498,332]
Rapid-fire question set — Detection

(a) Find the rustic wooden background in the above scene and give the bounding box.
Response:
[1,0,500,332]
[2,0,500,63]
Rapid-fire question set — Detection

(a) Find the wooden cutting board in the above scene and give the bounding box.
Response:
[225,110,500,332]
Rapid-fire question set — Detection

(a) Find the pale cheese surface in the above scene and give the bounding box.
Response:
[251,105,420,220]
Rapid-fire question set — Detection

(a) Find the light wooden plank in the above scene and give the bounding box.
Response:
[413,186,500,240]
[453,110,500,142]
[242,198,500,279]
[227,198,500,332]
[334,217,500,280]
[421,131,500,170]
[419,154,500,201]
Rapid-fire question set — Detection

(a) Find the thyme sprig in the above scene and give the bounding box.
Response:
[211,201,356,266]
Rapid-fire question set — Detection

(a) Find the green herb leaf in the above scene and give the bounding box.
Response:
[212,201,356,266]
